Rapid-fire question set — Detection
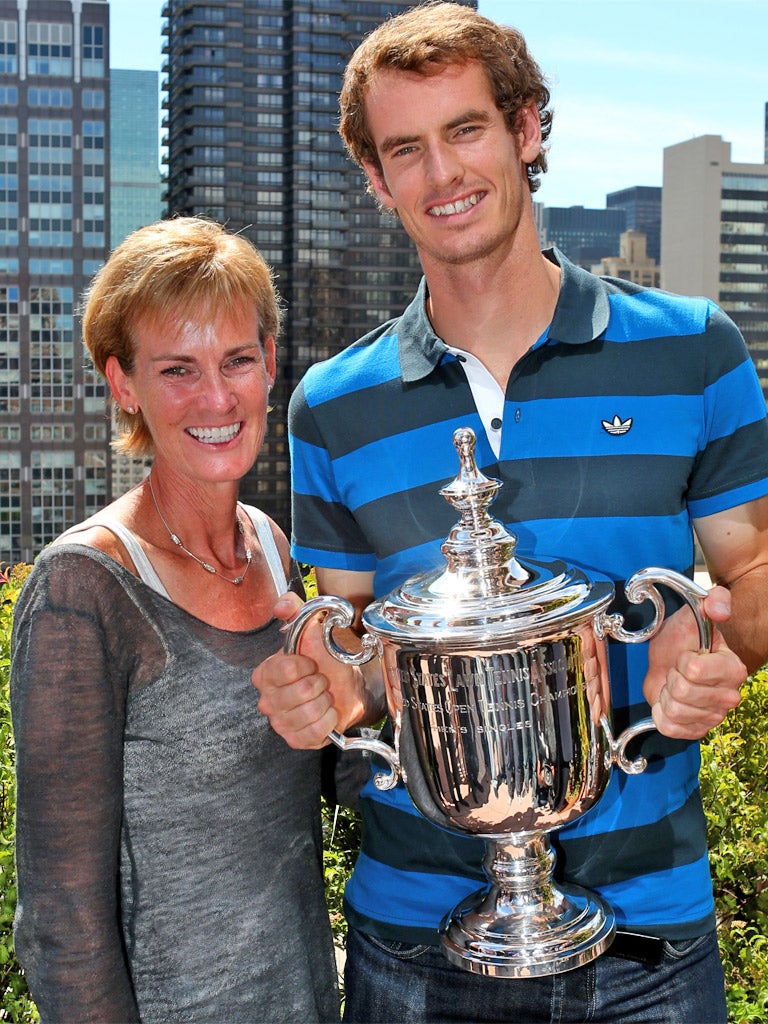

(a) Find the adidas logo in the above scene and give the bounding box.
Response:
[601,414,633,436]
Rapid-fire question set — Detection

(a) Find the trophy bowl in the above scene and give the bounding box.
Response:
[284,427,710,978]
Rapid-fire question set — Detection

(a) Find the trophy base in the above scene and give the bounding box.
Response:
[439,837,616,978]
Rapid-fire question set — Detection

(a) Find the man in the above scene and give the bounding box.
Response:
[255,4,768,1022]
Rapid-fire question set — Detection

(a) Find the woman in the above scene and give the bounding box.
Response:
[10,218,340,1023]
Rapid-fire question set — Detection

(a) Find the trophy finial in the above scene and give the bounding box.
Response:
[454,427,477,474]
[437,427,527,594]
[440,427,500,518]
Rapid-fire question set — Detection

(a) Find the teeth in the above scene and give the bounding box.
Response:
[188,423,241,444]
[429,193,482,217]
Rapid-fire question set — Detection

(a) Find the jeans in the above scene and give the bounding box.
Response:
[342,926,727,1024]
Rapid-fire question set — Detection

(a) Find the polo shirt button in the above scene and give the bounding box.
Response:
[490,417,502,430]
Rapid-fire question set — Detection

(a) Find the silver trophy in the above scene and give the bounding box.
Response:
[284,427,710,978]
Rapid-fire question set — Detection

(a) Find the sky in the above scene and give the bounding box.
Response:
[108,0,768,209]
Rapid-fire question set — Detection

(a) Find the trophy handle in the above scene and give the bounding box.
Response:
[281,594,402,791]
[595,567,711,649]
[595,567,712,775]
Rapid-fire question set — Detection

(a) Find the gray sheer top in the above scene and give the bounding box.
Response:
[11,508,339,1023]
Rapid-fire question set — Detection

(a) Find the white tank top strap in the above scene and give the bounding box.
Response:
[60,506,286,600]
[241,504,287,593]
[60,519,172,600]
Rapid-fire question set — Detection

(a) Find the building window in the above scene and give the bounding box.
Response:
[29,258,73,275]
[82,24,105,78]
[0,114,17,147]
[30,424,75,442]
[27,158,71,244]
[83,119,105,150]
[31,451,76,551]
[0,20,17,74]
[0,452,21,566]
[81,121,104,246]
[28,87,72,107]
[84,450,108,516]
[28,22,73,77]
[82,88,105,109]
[83,361,106,413]
[84,423,108,442]
[0,284,20,414]
[28,286,74,414]
[28,174,72,205]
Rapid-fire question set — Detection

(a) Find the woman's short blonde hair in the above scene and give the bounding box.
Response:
[82,217,282,457]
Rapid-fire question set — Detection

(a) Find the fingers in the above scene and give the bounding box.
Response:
[644,583,746,740]
[699,584,731,626]
[271,589,305,625]
[649,646,745,740]
[253,649,338,750]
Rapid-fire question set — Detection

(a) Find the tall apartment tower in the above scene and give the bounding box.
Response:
[0,0,110,567]
[162,0,476,531]
[661,135,768,402]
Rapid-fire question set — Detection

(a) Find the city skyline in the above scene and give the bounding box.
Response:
[109,0,768,209]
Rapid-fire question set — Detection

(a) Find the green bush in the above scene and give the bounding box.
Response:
[1,561,766,1021]
[700,668,768,1024]
[322,799,361,947]
[1,563,36,1024]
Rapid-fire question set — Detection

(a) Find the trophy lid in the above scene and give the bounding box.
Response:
[363,427,614,646]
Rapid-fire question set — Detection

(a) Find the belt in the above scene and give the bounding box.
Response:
[605,930,665,965]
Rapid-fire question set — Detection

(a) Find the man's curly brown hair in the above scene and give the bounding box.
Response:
[339,1,552,194]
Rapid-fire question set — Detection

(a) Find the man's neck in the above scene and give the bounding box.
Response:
[423,248,561,390]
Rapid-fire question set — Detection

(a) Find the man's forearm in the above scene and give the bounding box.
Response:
[719,567,768,674]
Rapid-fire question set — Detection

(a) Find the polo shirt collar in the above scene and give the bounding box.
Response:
[397,247,611,383]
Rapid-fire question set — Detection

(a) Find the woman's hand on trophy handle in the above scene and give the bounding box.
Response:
[253,592,374,750]
[643,586,745,740]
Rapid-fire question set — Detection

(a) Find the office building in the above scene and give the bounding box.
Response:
[541,205,626,268]
[662,134,768,402]
[110,68,162,249]
[0,0,110,567]
[606,185,661,263]
[109,67,163,498]
[162,0,476,531]
[591,229,660,288]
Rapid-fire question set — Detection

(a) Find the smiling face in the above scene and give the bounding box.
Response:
[361,61,542,270]
[106,300,276,487]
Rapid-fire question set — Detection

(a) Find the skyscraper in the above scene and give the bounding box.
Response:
[162,0,476,531]
[110,68,162,249]
[606,185,661,264]
[540,205,626,269]
[109,67,163,499]
[661,134,768,403]
[0,0,110,567]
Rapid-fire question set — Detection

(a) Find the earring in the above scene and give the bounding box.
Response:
[126,406,135,415]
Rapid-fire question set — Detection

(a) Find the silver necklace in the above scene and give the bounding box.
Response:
[148,472,252,585]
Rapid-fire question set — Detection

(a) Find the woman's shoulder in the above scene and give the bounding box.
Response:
[14,543,141,637]
[53,493,144,570]
[240,504,290,566]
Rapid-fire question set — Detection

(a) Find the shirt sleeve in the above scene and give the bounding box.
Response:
[288,377,378,571]
[687,305,768,517]
[10,550,141,1023]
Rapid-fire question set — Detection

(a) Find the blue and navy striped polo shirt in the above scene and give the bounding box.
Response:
[289,249,768,942]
